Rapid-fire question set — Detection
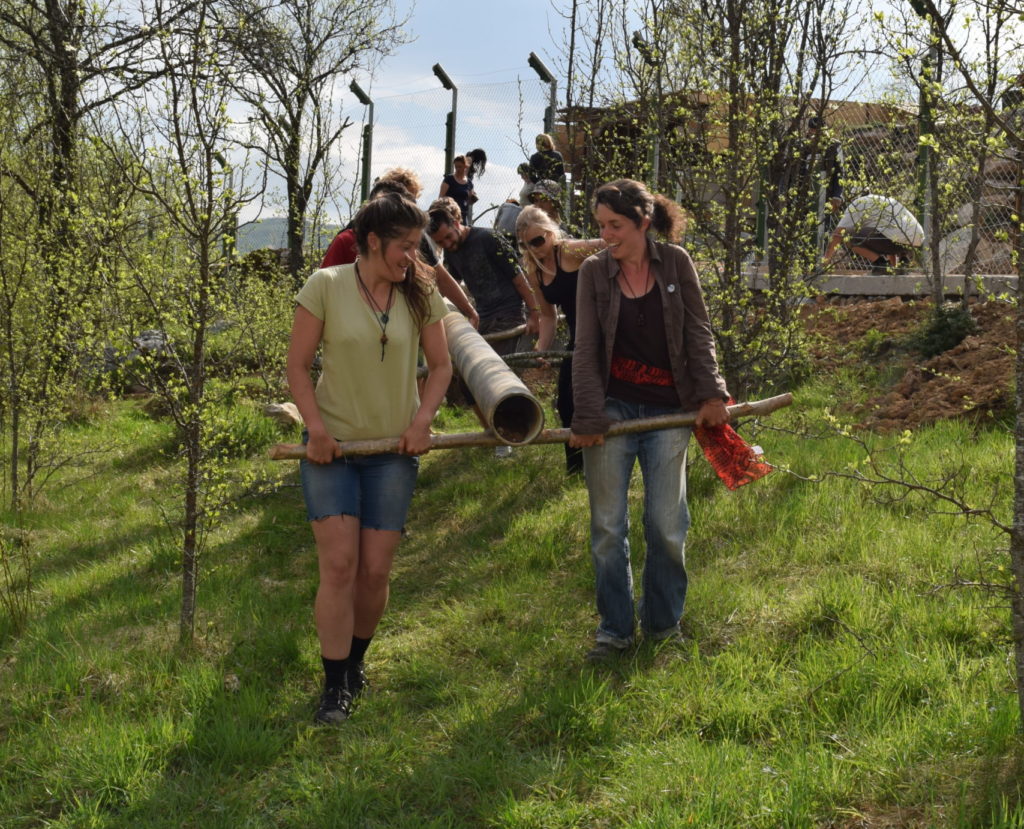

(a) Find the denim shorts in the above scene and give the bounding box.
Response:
[299,447,419,531]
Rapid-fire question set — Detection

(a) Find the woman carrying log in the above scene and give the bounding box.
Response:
[515,204,604,474]
[569,179,730,663]
[287,193,452,724]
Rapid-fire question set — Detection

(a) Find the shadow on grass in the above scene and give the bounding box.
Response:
[28,480,315,827]
[13,407,1024,827]
[291,641,682,826]
[102,436,179,474]
[77,445,609,824]
[392,443,587,606]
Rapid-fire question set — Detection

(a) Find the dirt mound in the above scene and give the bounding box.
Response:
[803,297,1015,431]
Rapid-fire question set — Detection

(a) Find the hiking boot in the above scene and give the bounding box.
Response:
[314,685,353,725]
[347,662,369,699]
[585,640,626,664]
[646,626,683,643]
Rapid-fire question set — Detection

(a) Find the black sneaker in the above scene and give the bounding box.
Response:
[314,685,352,725]
[347,661,369,699]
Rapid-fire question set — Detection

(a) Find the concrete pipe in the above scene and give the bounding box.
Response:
[442,311,545,445]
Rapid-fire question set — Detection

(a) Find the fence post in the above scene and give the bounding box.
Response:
[528,52,557,136]
[350,81,373,204]
[433,64,457,177]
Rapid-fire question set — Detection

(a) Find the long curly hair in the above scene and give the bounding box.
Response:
[353,193,433,330]
[375,167,423,200]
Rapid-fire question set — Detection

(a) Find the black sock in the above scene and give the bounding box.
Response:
[349,635,372,665]
[322,656,349,690]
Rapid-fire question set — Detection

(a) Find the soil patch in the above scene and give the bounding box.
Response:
[803,297,1015,431]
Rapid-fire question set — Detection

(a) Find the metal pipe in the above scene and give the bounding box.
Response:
[442,312,545,445]
[528,51,557,136]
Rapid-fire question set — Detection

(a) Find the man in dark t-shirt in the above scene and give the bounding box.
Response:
[427,197,540,355]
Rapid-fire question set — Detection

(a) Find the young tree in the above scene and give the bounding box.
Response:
[108,0,261,644]
[213,0,408,284]
[0,0,182,272]
[675,0,865,391]
[0,43,134,509]
[881,0,1024,728]
[0,0,187,508]
[555,0,857,392]
[0,95,50,510]
[551,0,616,226]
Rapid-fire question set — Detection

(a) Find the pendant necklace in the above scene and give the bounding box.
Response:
[620,261,651,326]
[355,260,395,361]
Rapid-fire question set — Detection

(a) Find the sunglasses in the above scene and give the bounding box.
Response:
[519,234,546,250]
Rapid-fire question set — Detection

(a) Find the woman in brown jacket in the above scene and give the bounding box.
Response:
[569,179,730,663]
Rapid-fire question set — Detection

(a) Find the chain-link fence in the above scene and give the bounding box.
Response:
[561,93,1021,277]
[334,81,1022,276]
[338,77,553,228]
[811,101,1022,275]
[751,100,1022,275]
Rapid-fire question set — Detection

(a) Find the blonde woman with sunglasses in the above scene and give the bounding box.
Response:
[515,205,604,474]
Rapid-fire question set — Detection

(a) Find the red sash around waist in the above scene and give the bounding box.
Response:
[610,355,674,387]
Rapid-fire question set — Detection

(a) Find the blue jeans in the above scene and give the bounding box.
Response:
[582,397,692,646]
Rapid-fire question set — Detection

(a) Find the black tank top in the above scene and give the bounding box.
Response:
[607,284,681,407]
[537,248,578,347]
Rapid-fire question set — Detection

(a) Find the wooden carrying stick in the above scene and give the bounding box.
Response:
[267,393,793,460]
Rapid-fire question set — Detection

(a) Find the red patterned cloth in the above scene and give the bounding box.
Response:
[609,355,674,387]
[694,420,773,490]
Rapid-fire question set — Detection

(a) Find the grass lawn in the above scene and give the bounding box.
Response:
[1,368,1022,828]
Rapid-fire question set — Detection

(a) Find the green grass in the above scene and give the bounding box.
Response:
[1,384,1022,828]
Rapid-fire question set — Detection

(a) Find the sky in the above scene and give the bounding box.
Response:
[321,0,569,223]
[368,0,565,98]
[257,0,930,229]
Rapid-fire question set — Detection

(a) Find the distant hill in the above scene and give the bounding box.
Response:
[236,218,341,255]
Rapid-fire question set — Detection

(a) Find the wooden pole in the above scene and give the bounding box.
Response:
[481,324,527,344]
[268,393,793,460]
[481,313,566,344]
[502,350,573,365]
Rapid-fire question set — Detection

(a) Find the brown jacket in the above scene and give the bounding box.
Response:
[571,238,728,435]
